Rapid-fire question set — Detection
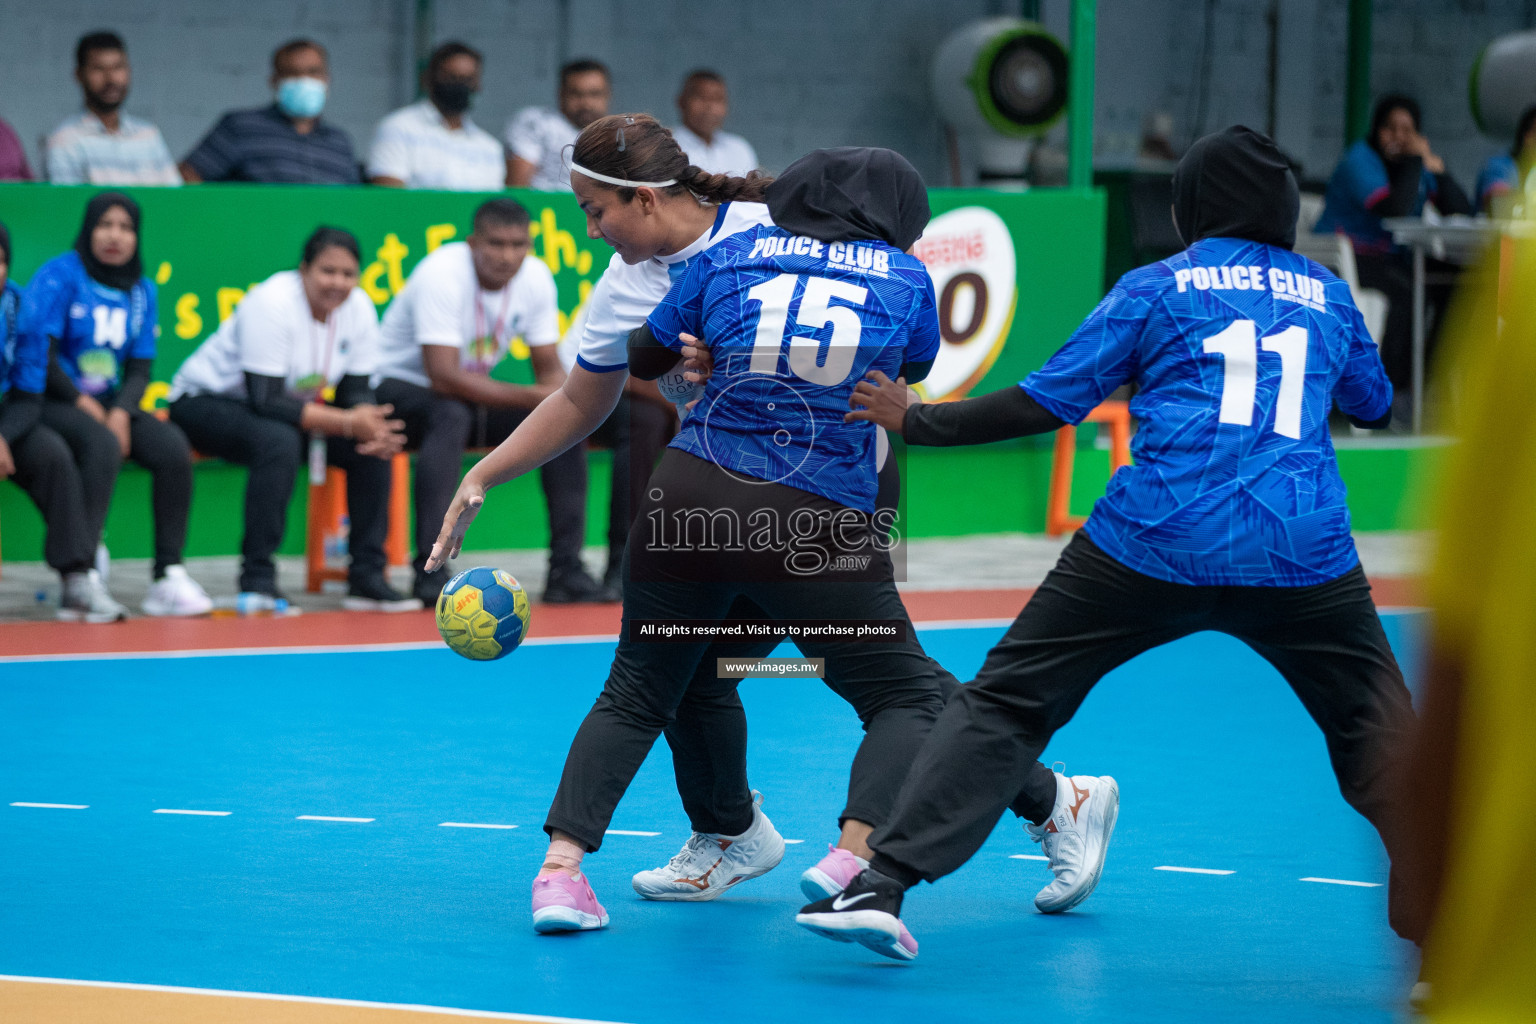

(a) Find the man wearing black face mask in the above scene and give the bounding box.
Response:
[369,41,506,190]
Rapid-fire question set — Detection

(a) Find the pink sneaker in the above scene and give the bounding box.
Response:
[532,871,610,933]
[799,844,869,900]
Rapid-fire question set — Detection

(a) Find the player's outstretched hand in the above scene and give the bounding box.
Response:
[845,371,914,433]
[426,474,487,572]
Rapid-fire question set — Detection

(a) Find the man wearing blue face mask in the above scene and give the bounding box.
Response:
[180,39,360,184]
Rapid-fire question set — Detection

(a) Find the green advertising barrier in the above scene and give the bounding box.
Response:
[0,183,1124,563]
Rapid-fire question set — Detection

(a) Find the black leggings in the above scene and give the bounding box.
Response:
[40,400,191,577]
[869,530,1422,942]
[545,449,1056,850]
[169,394,390,592]
[375,377,588,577]
[5,423,97,574]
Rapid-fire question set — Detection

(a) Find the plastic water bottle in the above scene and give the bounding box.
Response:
[211,593,293,617]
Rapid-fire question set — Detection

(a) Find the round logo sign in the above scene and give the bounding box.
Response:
[911,206,1017,401]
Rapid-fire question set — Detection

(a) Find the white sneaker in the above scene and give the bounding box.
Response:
[1024,772,1119,913]
[142,565,214,617]
[57,569,128,623]
[632,792,786,901]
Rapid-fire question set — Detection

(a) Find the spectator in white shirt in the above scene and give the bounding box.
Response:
[670,69,758,177]
[373,199,613,605]
[44,32,180,186]
[505,59,611,191]
[369,42,505,191]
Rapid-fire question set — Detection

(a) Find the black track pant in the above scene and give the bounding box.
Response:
[588,394,675,569]
[869,530,1422,942]
[40,401,191,577]
[5,424,96,574]
[170,395,389,592]
[374,378,587,577]
[544,449,1054,851]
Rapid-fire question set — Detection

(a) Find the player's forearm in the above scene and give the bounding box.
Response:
[903,386,1065,446]
[466,371,624,489]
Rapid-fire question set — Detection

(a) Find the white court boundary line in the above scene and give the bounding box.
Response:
[296,815,374,823]
[0,609,1426,665]
[1301,876,1382,887]
[9,802,88,809]
[0,974,629,1023]
[1155,865,1235,875]
[439,822,517,830]
[153,809,230,817]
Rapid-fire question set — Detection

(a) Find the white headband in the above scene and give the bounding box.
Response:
[569,160,678,189]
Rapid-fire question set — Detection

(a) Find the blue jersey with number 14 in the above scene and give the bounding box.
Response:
[647,225,940,513]
[1024,236,1392,588]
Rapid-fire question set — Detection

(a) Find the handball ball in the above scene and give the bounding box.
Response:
[436,567,532,661]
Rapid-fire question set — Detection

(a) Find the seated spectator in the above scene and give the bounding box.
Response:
[3,221,120,621]
[1316,94,1472,400]
[670,69,758,176]
[373,199,613,605]
[0,116,33,181]
[180,39,359,184]
[19,193,212,617]
[1474,105,1536,213]
[505,59,611,191]
[44,31,179,186]
[368,42,504,191]
[168,227,415,610]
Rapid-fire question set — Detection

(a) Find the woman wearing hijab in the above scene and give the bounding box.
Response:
[19,191,211,618]
[3,220,124,621]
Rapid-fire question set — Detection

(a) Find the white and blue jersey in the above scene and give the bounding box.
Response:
[647,225,941,513]
[574,202,775,373]
[2,280,46,397]
[18,251,156,398]
[1024,237,1392,588]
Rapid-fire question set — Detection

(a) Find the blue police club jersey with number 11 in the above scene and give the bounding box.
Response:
[1021,237,1393,588]
[646,226,941,514]
[18,251,157,398]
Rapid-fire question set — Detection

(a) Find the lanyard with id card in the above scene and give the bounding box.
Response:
[306,312,340,486]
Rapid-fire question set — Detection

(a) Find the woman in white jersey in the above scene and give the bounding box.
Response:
[427,118,1098,938]
[169,227,414,609]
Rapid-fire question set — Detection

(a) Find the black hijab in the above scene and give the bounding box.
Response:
[766,147,930,250]
[1171,125,1299,250]
[74,191,143,291]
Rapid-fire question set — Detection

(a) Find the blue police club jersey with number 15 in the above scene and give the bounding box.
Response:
[18,251,157,398]
[646,225,941,514]
[1021,236,1393,588]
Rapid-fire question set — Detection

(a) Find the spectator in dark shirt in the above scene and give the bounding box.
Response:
[1315,94,1471,402]
[0,116,34,180]
[180,39,359,184]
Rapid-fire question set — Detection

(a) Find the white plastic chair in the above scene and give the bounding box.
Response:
[1332,234,1390,346]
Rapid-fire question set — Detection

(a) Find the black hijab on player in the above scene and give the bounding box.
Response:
[1171,125,1299,250]
[766,147,931,250]
[74,191,144,292]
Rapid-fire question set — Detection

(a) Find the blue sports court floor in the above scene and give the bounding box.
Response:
[0,615,1424,1023]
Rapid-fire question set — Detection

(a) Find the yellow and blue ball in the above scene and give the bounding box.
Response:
[435,567,532,661]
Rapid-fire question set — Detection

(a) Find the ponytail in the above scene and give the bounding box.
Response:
[681,165,772,203]
[572,113,773,205]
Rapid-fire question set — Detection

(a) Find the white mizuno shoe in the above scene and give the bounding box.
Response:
[632,792,786,901]
[1024,772,1120,913]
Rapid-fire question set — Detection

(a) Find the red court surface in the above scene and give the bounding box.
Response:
[0,579,1420,658]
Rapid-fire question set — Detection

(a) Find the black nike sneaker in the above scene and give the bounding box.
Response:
[795,868,917,961]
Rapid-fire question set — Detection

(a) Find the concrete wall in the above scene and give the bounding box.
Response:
[0,0,1531,189]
